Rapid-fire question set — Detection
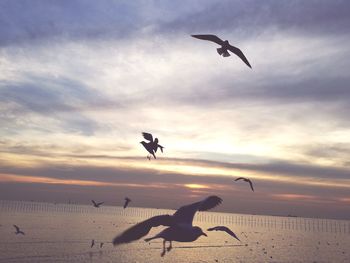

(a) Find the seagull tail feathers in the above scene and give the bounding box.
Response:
[216,47,225,55]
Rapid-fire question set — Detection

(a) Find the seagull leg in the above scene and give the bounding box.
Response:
[161,240,166,257]
[167,241,172,252]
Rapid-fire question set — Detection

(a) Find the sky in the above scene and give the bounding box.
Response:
[0,0,350,219]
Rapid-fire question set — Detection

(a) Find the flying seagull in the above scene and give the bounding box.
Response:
[207,226,240,241]
[191,34,252,68]
[124,197,131,209]
[235,177,254,191]
[91,200,104,208]
[140,132,164,160]
[13,225,25,235]
[91,239,95,248]
[113,195,222,257]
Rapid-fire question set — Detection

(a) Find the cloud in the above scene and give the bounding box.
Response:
[2,0,349,48]
[0,164,349,218]
[0,0,146,47]
[0,76,118,135]
[158,0,350,37]
[1,154,350,189]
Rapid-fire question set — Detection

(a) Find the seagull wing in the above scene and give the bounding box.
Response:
[113,215,173,245]
[207,226,240,241]
[123,200,129,209]
[191,34,224,45]
[142,132,153,142]
[227,45,252,68]
[91,200,97,206]
[235,177,254,191]
[173,196,222,226]
[155,145,164,153]
[97,202,104,207]
[248,180,254,191]
[13,225,20,232]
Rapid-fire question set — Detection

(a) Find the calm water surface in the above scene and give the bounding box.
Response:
[0,201,349,263]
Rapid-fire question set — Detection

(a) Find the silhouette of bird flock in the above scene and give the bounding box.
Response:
[5,34,348,262]
[8,34,257,258]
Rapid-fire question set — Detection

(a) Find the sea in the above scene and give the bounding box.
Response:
[0,200,349,263]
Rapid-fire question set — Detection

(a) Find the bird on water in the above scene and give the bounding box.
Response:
[13,225,25,235]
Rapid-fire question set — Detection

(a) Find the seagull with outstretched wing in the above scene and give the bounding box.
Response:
[113,195,222,257]
[235,177,254,191]
[91,200,104,208]
[140,132,164,160]
[13,225,25,235]
[207,226,240,241]
[191,34,252,68]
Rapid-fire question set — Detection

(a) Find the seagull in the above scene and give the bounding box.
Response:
[124,197,131,209]
[13,225,25,235]
[191,34,252,68]
[140,132,164,160]
[91,200,104,208]
[91,239,95,248]
[207,226,240,241]
[113,196,222,257]
[235,177,254,191]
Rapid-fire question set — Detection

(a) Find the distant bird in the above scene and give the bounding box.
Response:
[13,225,25,235]
[140,132,164,160]
[235,177,254,191]
[100,242,104,248]
[91,200,104,208]
[191,34,252,68]
[124,197,131,209]
[113,196,222,257]
[91,239,95,248]
[207,226,240,241]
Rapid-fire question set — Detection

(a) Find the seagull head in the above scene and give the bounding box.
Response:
[193,226,207,238]
[154,138,159,144]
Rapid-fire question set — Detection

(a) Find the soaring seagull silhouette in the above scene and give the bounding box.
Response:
[113,196,222,257]
[207,226,240,241]
[124,197,131,209]
[191,34,251,68]
[13,225,25,235]
[91,200,104,208]
[140,132,164,160]
[235,177,254,191]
